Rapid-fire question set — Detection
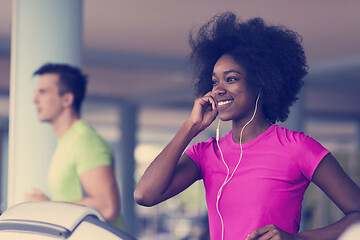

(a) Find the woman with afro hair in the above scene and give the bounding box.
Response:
[135,12,360,240]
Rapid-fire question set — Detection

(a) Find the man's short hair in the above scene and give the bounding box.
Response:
[33,63,88,114]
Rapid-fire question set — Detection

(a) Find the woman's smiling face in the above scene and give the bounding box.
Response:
[212,54,257,122]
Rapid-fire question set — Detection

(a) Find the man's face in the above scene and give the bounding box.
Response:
[33,73,66,123]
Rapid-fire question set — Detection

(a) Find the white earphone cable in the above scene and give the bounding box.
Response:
[215,94,260,240]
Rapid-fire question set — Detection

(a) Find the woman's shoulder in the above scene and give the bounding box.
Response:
[271,125,328,155]
[190,136,217,150]
[272,125,308,143]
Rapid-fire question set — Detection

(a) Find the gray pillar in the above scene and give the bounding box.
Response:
[118,102,137,236]
[358,120,360,152]
[8,0,82,206]
[280,90,304,132]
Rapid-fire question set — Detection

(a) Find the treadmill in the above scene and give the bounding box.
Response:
[0,201,136,240]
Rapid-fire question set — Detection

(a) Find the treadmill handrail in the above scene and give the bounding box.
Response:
[0,219,70,238]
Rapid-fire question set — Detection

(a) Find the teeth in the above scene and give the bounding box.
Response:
[218,100,232,106]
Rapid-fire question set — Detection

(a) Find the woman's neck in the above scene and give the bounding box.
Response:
[231,113,271,144]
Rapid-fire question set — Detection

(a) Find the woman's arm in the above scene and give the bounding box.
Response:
[298,153,360,240]
[134,92,218,206]
[134,122,201,206]
[247,153,360,240]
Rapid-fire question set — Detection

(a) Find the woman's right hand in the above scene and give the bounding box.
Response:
[188,91,218,133]
[135,93,214,206]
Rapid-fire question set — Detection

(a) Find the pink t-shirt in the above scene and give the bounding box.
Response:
[185,125,329,240]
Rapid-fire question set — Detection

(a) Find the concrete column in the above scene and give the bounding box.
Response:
[8,0,82,207]
[357,121,360,154]
[117,102,137,236]
[280,90,304,132]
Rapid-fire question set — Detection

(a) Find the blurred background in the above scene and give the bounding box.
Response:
[0,0,359,239]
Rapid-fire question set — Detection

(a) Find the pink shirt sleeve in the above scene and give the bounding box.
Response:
[185,139,214,179]
[282,130,330,181]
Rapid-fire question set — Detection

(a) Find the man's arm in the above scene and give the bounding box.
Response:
[75,165,120,221]
[25,189,50,201]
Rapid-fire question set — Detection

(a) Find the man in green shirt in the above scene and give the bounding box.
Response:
[25,63,122,228]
